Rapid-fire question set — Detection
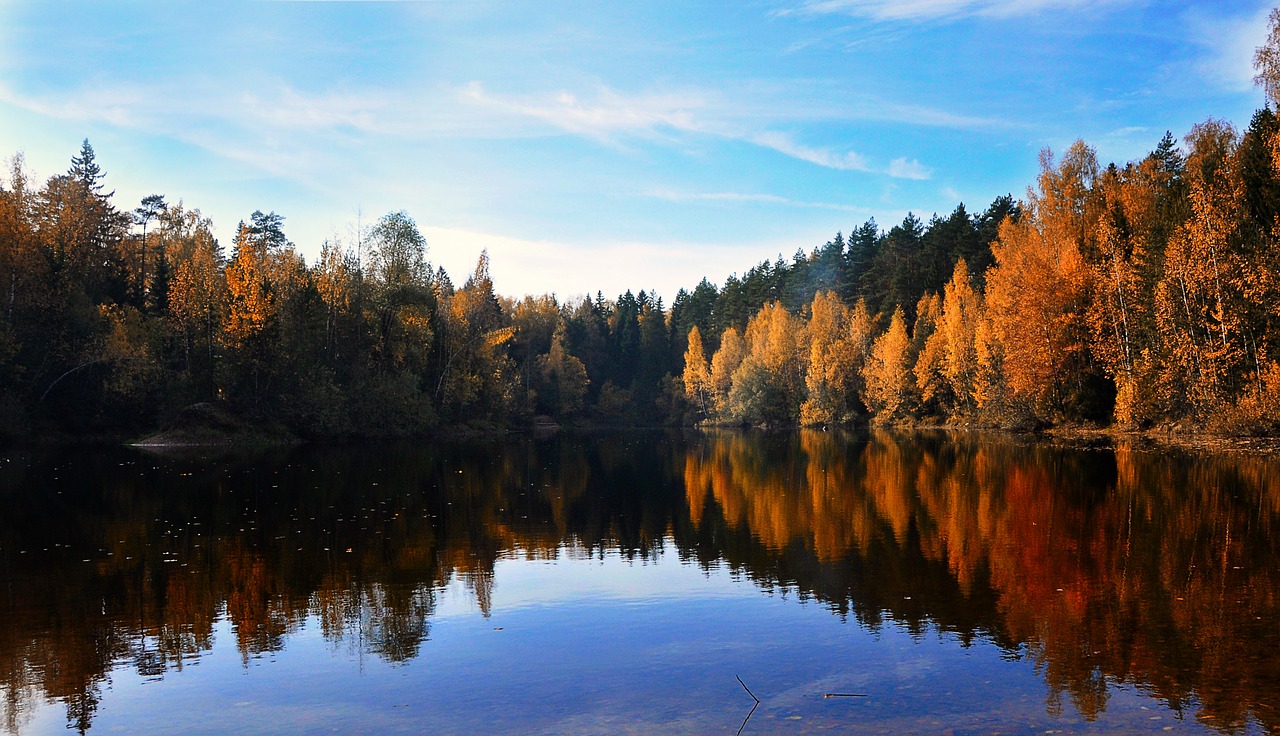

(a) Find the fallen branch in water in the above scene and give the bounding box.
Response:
[823,692,869,698]
[736,675,760,704]
[735,675,761,736]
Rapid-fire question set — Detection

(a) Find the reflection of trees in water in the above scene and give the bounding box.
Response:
[0,436,682,732]
[1,432,1279,732]
[682,430,1280,731]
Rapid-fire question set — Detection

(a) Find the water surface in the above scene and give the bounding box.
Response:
[1,430,1277,734]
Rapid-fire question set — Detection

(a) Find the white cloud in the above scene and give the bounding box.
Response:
[645,189,870,212]
[870,100,1014,131]
[459,81,706,141]
[750,130,872,171]
[1186,4,1272,95]
[1103,125,1149,138]
[750,132,931,178]
[461,83,935,178]
[787,0,1132,22]
[887,156,931,180]
[0,77,398,177]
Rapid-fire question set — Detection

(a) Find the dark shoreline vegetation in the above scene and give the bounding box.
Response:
[10,108,1280,445]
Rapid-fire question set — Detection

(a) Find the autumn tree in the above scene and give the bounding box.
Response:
[1152,121,1254,419]
[0,154,46,429]
[911,292,945,417]
[314,237,361,369]
[536,322,588,417]
[165,209,224,398]
[510,294,561,414]
[682,324,713,420]
[222,211,294,400]
[1082,161,1167,426]
[708,326,746,421]
[727,302,807,425]
[984,143,1100,422]
[435,251,514,422]
[862,306,915,422]
[800,291,859,425]
[846,298,879,415]
[1254,8,1280,108]
[917,259,983,418]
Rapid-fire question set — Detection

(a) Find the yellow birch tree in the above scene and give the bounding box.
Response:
[984,143,1097,420]
[801,291,857,425]
[862,307,914,422]
[728,302,807,425]
[709,327,745,420]
[682,324,713,419]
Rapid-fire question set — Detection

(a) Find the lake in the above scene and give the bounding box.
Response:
[1,430,1277,735]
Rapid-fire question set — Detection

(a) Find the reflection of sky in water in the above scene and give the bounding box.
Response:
[17,542,1251,735]
[436,541,737,616]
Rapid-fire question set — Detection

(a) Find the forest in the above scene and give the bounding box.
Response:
[7,52,1280,439]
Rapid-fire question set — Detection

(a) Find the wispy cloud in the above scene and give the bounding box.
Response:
[461,83,934,178]
[749,130,872,171]
[1185,4,1271,95]
[0,78,383,183]
[870,100,1014,130]
[0,72,941,188]
[459,81,707,141]
[887,157,931,180]
[1103,125,1149,138]
[783,0,1132,22]
[750,132,931,178]
[646,189,871,212]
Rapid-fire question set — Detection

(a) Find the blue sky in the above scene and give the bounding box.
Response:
[0,0,1273,300]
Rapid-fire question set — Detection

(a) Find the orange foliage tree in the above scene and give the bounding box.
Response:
[984,143,1098,422]
[861,306,914,422]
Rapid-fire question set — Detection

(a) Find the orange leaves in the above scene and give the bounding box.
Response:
[708,326,745,419]
[862,307,914,422]
[728,302,807,425]
[984,146,1095,418]
[223,223,280,353]
[801,292,862,425]
[940,259,982,413]
[537,323,588,415]
[1086,167,1156,425]
[682,325,712,418]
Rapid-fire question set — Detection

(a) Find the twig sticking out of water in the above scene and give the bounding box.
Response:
[735,675,761,736]
[736,675,760,704]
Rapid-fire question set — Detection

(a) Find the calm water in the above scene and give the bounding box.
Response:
[1,430,1278,735]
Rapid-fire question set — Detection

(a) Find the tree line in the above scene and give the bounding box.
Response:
[8,28,1280,437]
[0,136,1017,438]
[676,19,1280,435]
[0,139,692,437]
[680,118,1280,434]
